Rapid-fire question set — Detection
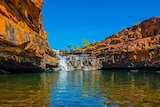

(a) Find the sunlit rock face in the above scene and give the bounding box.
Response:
[82,17,160,70]
[0,0,58,73]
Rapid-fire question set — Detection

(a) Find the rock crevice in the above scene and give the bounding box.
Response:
[0,0,58,73]
[82,17,160,70]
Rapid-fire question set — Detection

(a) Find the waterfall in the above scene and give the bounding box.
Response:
[54,50,69,71]
[54,49,102,71]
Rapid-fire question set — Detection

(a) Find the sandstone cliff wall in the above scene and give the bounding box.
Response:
[0,0,58,73]
[83,17,160,70]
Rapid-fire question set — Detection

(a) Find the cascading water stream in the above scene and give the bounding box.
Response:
[54,50,69,71]
[54,49,102,71]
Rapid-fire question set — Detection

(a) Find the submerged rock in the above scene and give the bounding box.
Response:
[0,0,58,73]
[82,17,160,70]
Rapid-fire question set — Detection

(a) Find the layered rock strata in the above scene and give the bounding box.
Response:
[57,50,102,71]
[82,17,160,70]
[0,0,58,73]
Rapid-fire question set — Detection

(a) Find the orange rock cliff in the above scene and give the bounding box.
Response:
[82,17,160,70]
[0,0,58,73]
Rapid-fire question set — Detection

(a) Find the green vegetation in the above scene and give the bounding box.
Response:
[74,45,81,49]
[82,39,90,47]
[67,43,73,50]
[67,39,96,50]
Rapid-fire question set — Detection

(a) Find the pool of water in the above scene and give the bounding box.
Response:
[0,70,160,107]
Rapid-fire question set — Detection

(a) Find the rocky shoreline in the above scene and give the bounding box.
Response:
[82,17,160,71]
[57,50,160,71]
[0,0,58,73]
[57,17,160,71]
[0,1,159,73]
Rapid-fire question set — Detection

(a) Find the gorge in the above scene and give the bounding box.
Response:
[0,0,160,73]
[55,17,160,71]
[0,0,160,107]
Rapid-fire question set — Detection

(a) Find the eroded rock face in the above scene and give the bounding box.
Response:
[57,50,102,71]
[82,17,160,70]
[0,0,58,73]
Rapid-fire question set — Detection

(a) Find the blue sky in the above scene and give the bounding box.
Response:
[42,0,160,49]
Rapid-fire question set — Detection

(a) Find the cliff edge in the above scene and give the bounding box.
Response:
[0,0,58,73]
[82,17,160,70]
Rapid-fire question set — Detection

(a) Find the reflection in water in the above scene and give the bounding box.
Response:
[0,70,160,106]
[49,70,160,107]
[49,70,106,107]
[100,71,160,107]
[0,72,58,107]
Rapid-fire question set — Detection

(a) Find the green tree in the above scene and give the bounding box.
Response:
[82,39,89,47]
[74,45,80,49]
[68,43,73,50]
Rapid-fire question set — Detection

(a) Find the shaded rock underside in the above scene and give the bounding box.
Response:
[0,0,58,73]
[82,17,160,70]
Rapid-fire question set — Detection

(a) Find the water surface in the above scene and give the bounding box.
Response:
[0,70,160,107]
